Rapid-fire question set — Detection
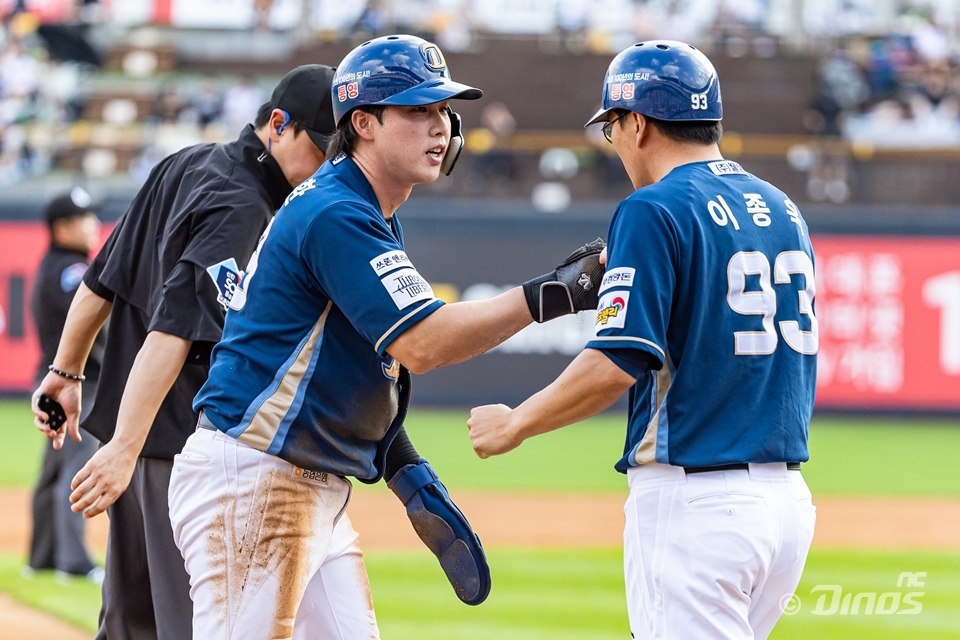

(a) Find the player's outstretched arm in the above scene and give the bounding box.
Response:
[468,348,635,458]
[32,282,112,448]
[387,240,604,374]
[69,330,191,518]
[387,287,531,374]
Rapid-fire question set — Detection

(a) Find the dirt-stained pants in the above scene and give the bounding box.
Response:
[168,427,379,640]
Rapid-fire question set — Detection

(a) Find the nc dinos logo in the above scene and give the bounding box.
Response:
[420,43,447,70]
[596,296,626,325]
[382,357,400,382]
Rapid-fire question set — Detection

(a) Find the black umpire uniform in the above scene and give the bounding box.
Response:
[81,123,295,639]
[28,190,104,579]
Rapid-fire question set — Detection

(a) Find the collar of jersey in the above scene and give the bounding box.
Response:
[232,125,293,210]
[323,154,384,219]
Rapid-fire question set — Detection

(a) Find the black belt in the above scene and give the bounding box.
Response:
[684,462,801,474]
[197,411,217,431]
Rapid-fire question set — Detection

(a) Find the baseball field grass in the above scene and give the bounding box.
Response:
[0,399,959,638]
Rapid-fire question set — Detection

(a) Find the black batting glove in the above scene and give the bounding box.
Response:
[522,238,606,323]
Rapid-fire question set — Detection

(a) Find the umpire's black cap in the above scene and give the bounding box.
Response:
[269,65,337,152]
[43,187,96,228]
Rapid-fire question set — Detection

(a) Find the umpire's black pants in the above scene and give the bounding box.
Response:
[29,378,100,576]
[95,457,193,640]
[28,427,99,575]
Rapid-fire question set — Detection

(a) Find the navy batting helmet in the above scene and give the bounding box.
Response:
[585,40,722,127]
[332,34,482,126]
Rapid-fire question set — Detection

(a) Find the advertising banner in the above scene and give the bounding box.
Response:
[1,219,958,411]
[813,236,960,410]
[0,223,49,390]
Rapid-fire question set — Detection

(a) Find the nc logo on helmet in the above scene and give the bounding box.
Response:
[420,43,447,70]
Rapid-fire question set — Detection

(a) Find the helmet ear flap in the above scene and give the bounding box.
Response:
[440,110,464,176]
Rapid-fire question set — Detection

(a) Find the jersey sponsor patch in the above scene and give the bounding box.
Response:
[370,250,412,276]
[60,262,87,292]
[598,267,636,294]
[205,258,241,310]
[595,291,629,330]
[331,152,347,165]
[381,267,434,310]
[708,160,746,176]
[293,467,329,484]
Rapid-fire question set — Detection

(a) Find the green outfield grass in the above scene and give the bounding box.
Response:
[3,548,959,638]
[0,556,103,632]
[3,399,960,495]
[1,398,959,637]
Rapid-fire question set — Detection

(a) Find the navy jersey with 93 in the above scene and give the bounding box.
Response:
[194,157,443,480]
[585,160,817,472]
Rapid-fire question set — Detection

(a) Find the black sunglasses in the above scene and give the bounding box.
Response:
[602,111,630,143]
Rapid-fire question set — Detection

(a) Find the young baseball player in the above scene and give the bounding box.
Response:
[167,34,603,639]
[468,40,818,640]
[32,62,504,637]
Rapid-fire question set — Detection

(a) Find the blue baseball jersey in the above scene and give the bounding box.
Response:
[586,160,817,472]
[194,156,443,480]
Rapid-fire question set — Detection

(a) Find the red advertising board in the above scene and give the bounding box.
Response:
[814,235,960,410]
[0,222,49,390]
[0,222,108,391]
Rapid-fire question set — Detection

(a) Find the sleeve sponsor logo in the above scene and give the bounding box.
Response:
[381,267,434,310]
[595,291,629,330]
[598,267,636,294]
[370,250,412,276]
[60,262,88,292]
[205,257,242,311]
[708,160,746,176]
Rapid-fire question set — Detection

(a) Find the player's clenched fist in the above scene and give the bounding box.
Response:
[468,404,522,458]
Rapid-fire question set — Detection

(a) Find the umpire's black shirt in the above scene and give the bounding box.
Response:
[82,125,292,459]
[31,245,105,386]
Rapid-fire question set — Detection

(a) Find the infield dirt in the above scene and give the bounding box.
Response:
[1,488,958,555]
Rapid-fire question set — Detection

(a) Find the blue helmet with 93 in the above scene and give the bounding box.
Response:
[585,40,722,127]
[333,34,482,174]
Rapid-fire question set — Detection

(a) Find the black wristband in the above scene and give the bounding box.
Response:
[48,365,85,382]
[384,425,421,483]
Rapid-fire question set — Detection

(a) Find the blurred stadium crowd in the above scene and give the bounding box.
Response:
[3,0,960,207]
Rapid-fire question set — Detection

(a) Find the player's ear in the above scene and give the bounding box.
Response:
[352,109,377,142]
[633,112,650,150]
[267,109,287,145]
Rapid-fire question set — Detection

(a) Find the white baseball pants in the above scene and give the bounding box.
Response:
[168,427,380,640]
[623,462,816,640]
